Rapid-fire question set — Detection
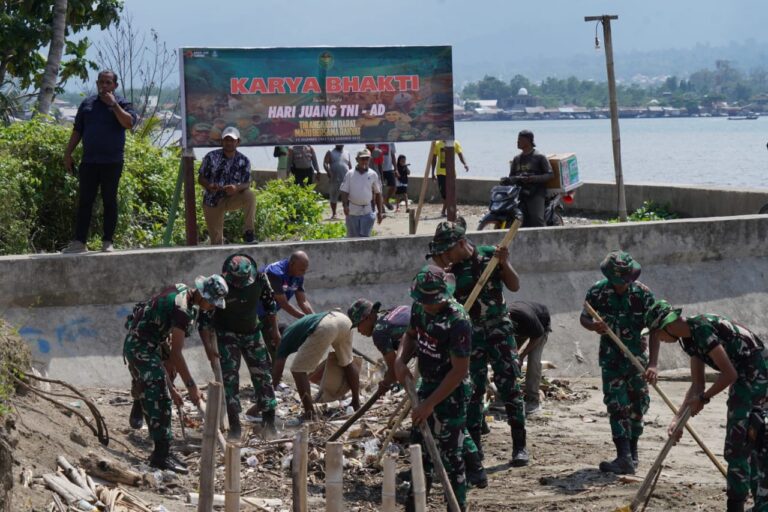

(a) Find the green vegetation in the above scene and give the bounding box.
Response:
[0,320,32,418]
[609,201,679,223]
[462,60,768,110]
[0,118,344,255]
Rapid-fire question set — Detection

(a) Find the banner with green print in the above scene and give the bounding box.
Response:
[180,46,454,148]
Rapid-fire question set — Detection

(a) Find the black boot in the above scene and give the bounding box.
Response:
[464,450,488,488]
[262,409,277,438]
[599,437,635,474]
[481,416,490,435]
[129,400,144,429]
[511,428,529,467]
[227,405,242,440]
[405,476,432,512]
[630,438,639,468]
[726,499,745,512]
[469,429,484,461]
[149,439,188,474]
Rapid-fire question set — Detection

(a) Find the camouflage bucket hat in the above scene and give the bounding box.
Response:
[427,216,467,258]
[194,274,228,309]
[645,299,682,332]
[222,254,257,288]
[600,250,642,285]
[347,299,382,328]
[410,265,456,304]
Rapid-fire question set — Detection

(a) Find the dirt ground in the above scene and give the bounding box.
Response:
[7,371,739,512]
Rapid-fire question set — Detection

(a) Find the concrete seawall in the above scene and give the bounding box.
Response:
[3,213,767,387]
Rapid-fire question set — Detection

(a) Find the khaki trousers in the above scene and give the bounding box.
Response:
[291,312,353,373]
[203,188,255,245]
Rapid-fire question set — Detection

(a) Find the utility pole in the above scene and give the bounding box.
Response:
[585,14,627,222]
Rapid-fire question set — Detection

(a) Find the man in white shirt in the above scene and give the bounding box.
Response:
[340,148,384,237]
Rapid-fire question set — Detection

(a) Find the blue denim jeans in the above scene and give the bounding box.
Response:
[345,212,375,237]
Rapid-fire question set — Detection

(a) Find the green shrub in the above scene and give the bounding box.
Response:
[609,200,679,223]
[0,320,32,418]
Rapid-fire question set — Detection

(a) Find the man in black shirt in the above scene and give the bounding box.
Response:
[509,130,553,227]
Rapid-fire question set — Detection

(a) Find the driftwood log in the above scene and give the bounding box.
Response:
[79,453,144,487]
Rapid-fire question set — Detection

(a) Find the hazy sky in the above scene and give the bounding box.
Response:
[80,0,767,85]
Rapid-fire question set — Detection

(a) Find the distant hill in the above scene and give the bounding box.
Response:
[454,39,768,85]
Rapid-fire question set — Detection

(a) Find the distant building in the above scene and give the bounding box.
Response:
[498,88,540,110]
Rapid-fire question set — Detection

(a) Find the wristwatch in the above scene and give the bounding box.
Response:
[698,392,710,405]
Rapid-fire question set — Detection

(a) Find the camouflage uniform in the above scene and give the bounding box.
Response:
[199,268,278,415]
[451,245,525,435]
[585,277,654,439]
[123,284,199,441]
[409,267,473,510]
[678,314,768,507]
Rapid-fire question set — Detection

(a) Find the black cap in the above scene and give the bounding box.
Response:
[518,129,535,147]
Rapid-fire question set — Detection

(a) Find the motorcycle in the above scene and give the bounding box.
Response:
[477,176,566,230]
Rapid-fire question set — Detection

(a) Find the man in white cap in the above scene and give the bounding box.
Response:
[339,148,384,237]
[197,126,256,244]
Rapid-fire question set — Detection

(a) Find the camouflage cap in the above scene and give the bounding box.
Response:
[222,254,257,288]
[645,300,682,332]
[194,274,228,309]
[600,250,641,285]
[347,298,381,328]
[410,265,456,305]
[427,216,467,258]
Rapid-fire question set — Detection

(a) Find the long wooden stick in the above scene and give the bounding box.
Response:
[325,442,344,512]
[197,401,227,451]
[375,397,412,467]
[463,219,522,312]
[413,141,436,233]
[292,428,308,512]
[404,376,461,512]
[583,302,727,478]
[630,407,692,511]
[212,355,228,432]
[409,444,428,512]
[199,382,223,512]
[382,453,397,512]
[224,443,241,512]
[327,387,386,442]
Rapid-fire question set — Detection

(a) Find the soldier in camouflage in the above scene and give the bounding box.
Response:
[349,297,488,489]
[123,274,228,473]
[199,254,280,440]
[394,266,473,512]
[430,217,529,467]
[646,300,768,512]
[579,251,658,475]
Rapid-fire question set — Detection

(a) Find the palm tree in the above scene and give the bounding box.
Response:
[36,0,68,116]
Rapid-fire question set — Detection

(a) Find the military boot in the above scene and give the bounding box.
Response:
[404,476,432,512]
[726,499,745,512]
[469,429,484,461]
[129,400,144,429]
[226,405,242,440]
[630,437,639,468]
[149,439,188,474]
[599,437,635,474]
[464,450,488,488]
[262,409,277,439]
[511,427,530,467]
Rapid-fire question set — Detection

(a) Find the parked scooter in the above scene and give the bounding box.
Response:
[477,176,566,230]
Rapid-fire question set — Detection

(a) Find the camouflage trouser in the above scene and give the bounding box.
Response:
[600,359,649,440]
[217,329,276,414]
[123,334,172,442]
[467,316,525,435]
[725,355,768,505]
[411,379,471,508]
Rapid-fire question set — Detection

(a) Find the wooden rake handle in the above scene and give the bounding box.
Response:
[327,386,386,442]
[583,302,727,478]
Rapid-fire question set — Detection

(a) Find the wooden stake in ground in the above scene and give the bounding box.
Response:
[325,441,344,512]
[327,386,386,442]
[382,453,397,512]
[224,443,241,512]
[409,444,428,512]
[199,381,223,512]
[412,141,436,234]
[212,347,228,432]
[197,400,227,451]
[463,219,522,312]
[583,302,727,478]
[630,407,693,511]
[404,376,461,512]
[291,428,308,512]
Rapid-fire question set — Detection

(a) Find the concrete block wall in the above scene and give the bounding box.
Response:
[2,214,768,387]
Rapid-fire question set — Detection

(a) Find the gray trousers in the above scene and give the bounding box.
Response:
[524,333,549,404]
[522,193,546,227]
